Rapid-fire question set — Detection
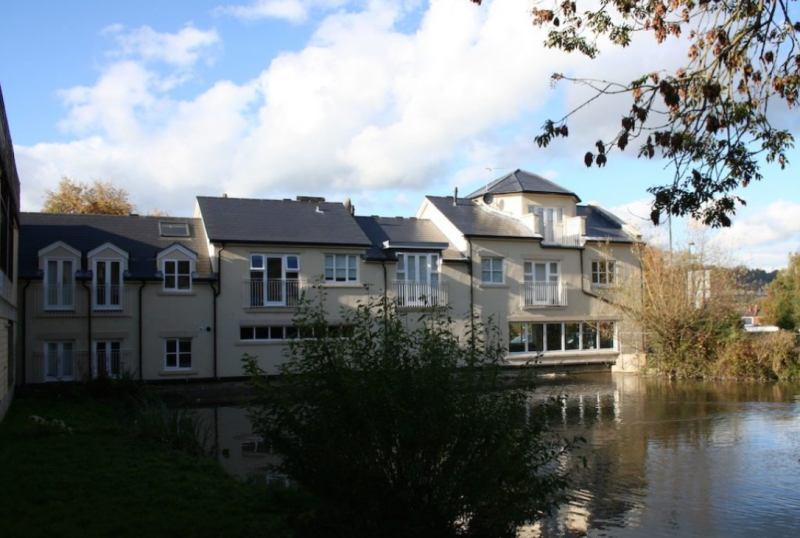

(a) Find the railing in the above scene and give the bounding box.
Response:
[92,349,133,379]
[32,283,84,317]
[542,223,583,247]
[244,279,307,308]
[31,351,91,383]
[521,281,568,307]
[93,285,133,316]
[30,350,132,382]
[392,281,448,308]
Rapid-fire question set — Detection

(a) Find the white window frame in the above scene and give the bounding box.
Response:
[163,259,193,292]
[529,206,564,242]
[44,257,76,310]
[396,253,440,285]
[249,254,301,307]
[591,260,616,286]
[508,321,616,354]
[164,338,192,370]
[44,341,75,381]
[481,257,504,285]
[324,254,359,283]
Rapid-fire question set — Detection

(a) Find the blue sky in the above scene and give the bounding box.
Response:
[1,0,798,268]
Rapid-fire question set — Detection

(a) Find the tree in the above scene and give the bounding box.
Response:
[243,294,576,538]
[762,253,800,329]
[472,0,798,227]
[43,177,134,215]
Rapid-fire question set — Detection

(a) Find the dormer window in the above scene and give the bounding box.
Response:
[88,243,128,311]
[157,244,198,293]
[159,222,190,237]
[39,241,81,311]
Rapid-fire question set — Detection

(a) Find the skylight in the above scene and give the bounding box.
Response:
[159,222,190,237]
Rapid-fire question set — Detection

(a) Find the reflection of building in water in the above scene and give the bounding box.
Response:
[209,406,287,484]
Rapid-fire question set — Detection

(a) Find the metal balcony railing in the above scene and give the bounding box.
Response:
[392,281,448,308]
[32,283,84,317]
[31,351,90,382]
[541,223,583,247]
[93,285,133,315]
[92,349,133,379]
[244,279,307,308]
[521,281,568,307]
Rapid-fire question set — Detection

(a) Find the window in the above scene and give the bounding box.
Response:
[481,258,504,284]
[45,341,74,381]
[164,259,192,291]
[165,338,192,370]
[240,325,351,341]
[249,254,301,307]
[159,222,190,237]
[523,261,563,306]
[325,254,358,283]
[591,260,616,286]
[508,322,616,354]
[529,206,563,242]
[396,253,443,307]
[94,259,123,310]
[94,340,123,378]
[44,259,75,309]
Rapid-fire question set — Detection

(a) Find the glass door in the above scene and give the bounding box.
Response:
[95,260,122,309]
[94,340,122,378]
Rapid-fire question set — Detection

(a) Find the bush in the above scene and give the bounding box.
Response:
[716,331,800,380]
[243,294,576,538]
[132,396,210,456]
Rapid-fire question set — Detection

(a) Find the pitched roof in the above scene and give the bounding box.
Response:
[424,196,537,239]
[196,196,371,247]
[466,169,580,201]
[355,216,462,261]
[19,213,213,279]
[0,85,20,217]
[577,205,635,242]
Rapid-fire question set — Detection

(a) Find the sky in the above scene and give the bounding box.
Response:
[1,0,799,269]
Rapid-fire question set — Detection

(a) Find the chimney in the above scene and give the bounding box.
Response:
[344,198,355,215]
[453,187,458,206]
[222,193,228,198]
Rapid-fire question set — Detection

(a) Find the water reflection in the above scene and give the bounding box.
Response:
[201,374,800,537]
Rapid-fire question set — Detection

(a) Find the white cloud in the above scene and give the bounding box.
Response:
[16,0,694,216]
[214,0,349,23]
[709,200,800,268]
[104,24,221,67]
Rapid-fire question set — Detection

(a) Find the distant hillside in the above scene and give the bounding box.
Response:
[734,267,779,292]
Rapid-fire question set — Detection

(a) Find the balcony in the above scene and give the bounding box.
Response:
[541,223,583,247]
[31,349,133,382]
[392,281,448,308]
[244,279,307,308]
[521,282,568,307]
[32,283,84,317]
[93,285,133,316]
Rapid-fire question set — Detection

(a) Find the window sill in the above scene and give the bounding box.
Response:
[236,340,288,346]
[158,369,198,376]
[320,283,363,288]
[244,307,298,313]
[480,283,508,288]
[506,349,618,360]
[157,290,197,297]
[522,304,568,309]
[590,284,617,289]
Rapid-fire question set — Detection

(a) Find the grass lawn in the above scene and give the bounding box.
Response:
[0,390,298,538]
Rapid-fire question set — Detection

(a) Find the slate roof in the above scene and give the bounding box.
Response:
[577,205,636,242]
[196,196,371,247]
[466,169,580,202]
[19,213,213,279]
[355,216,463,261]
[424,196,537,239]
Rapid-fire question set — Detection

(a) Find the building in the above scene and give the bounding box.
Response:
[17,169,643,384]
[0,85,21,420]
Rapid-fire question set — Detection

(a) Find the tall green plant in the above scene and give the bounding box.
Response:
[762,253,800,330]
[243,294,576,538]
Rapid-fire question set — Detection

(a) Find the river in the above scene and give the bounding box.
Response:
[200,373,800,537]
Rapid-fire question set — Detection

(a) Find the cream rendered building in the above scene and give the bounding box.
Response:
[17,169,643,384]
[0,85,20,421]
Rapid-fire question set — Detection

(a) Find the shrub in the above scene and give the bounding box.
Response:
[243,294,576,538]
[132,396,210,456]
[716,331,800,380]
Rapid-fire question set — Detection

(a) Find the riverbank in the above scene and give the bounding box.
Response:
[0,387,300,538]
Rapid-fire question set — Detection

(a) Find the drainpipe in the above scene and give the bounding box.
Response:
[20,280,30,385]
[81,279,92,380]
[212,243,225,381]
[138,280,146,381]
[381,261,388,302]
